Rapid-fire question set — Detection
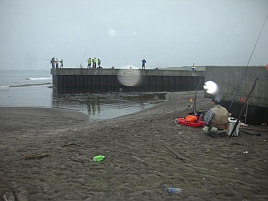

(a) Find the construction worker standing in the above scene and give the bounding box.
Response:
[191,63,195,71]
[50,57,55,68]
[60,59,63,68]
[93,57,97,68]
[98,58,101,68]
[87,57,91,68]
[56,58,59,68]
[141,59,146,70]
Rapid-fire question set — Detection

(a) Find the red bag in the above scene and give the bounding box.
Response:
[184,115,197,123]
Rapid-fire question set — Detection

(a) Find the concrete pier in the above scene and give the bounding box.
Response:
[51,66,268,125]
[205,66,268,125]
[51,68,205,93]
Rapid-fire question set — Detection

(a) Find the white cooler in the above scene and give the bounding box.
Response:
[227,117,240,136]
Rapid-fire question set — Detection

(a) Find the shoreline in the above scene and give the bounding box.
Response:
[1,91,267,201]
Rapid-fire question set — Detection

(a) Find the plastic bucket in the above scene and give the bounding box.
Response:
[227,117,239,136]
[195,110,205,122]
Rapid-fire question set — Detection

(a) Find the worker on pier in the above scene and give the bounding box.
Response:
[87,57,91,68]
[98,58,101,68]
[142,59,146,70]
[50,57,55,68]
[93,58,97,68]
[56,58,59,68]
[60,59,63,68]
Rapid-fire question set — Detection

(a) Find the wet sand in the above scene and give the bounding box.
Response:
[0,91,267,201]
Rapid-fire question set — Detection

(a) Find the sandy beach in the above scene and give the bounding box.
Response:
[0,91,267,201]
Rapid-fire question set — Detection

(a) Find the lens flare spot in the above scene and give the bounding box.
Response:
[234,27,243,35]
[108,29,116,37]
[203,81,218,94]
[117,69,141,87]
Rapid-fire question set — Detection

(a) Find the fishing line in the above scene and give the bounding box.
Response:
[80,41,91,65]
[244,100,249,124]
[43,63,50,69]
[228,13,268,112]
[38,57,51,61]
[192,79,202,113]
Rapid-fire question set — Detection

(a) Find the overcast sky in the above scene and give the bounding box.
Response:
[0,0,267,70]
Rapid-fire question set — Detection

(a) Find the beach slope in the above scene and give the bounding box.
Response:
[0,91,267,201]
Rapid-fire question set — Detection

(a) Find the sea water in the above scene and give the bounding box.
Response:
[0,70,166,122]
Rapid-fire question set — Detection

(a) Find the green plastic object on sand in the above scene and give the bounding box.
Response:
[93,155,105,162]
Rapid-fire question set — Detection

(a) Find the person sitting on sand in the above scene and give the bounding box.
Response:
[203,96,229,136]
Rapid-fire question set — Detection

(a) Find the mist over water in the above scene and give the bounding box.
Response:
[1,1,267,70]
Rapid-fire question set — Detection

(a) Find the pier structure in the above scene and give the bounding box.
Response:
[204,66,268,125]
[51,66,268,125]
[51,68,205,93]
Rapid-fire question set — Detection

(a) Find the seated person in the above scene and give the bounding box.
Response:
[203,96,229,135]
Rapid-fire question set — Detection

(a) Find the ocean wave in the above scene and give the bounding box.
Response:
[26,77,51,80]
[9,83,52,88]
[0,86,10,90]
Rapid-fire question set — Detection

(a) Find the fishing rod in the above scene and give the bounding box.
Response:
[229,77,258,138]
[192,78,202,113]
[38,57,51,62]
[228,13,268,112]
[80,41,91,66]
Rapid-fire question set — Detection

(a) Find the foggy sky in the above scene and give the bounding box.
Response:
[0,0,267,70]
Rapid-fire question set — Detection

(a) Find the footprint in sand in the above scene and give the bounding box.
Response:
[15,187,30,201]
[2,191,15,201]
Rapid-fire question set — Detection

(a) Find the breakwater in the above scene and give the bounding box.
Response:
[51,68,205,93]
[204,66,268,125]
[51,67,268,125]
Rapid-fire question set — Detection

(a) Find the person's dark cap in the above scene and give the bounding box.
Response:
[210,96,221,103]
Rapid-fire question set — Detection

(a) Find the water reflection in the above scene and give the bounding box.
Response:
[87,96,100,116]
[52,91,167,121]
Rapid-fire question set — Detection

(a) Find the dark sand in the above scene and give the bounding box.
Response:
[0,91,267,201]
